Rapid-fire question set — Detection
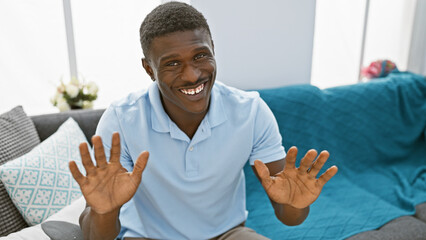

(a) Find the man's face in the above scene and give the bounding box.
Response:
[143,29,216,117]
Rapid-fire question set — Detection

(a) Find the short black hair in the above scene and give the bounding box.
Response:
[139,1,212,58]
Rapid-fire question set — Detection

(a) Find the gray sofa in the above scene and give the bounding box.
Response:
[25,98,426,239]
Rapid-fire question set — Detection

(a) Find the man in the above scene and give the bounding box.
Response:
[69,2,338,240]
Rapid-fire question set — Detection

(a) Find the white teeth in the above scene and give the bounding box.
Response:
[180,83,204,95]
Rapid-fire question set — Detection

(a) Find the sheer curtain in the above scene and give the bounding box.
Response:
[0,0,160,115]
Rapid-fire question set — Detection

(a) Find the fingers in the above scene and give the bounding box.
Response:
[131,151,149,180]
[92,136,108,168]
[308,150,330,177]
[69,161,85,186]
[79,142,95,173]
[298,149,317,173]
[317,166,338,187]
[254,160,272,188]
[109,132,121,163]
[284,146,298,171]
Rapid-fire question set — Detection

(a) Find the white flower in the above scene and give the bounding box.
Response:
[82,100,94,109]
[86,81,98,95]
[57,84,65,93]
[55,92,63,100]
[65,83,79,98]
[50,92,63,105]
[56,98,70,112]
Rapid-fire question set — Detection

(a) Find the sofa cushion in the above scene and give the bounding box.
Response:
[41,221,83,240]
[0,106,40,236]
[346,216,426,240]
[0,118,86,226]
[415,202,426,223]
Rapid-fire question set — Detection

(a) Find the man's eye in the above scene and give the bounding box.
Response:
[194,53,207,60]
[166,61,179,66]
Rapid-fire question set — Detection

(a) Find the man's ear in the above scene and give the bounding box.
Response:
[142,58,155,81]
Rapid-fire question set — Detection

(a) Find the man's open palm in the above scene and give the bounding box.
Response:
[254,147,338,209]
[69,132,149,215]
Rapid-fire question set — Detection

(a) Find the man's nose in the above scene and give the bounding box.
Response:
[181,63,201,83]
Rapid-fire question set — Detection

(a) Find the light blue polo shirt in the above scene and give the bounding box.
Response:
[95,81,285,239]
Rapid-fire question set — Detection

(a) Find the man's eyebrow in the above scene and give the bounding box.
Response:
[192,46,211,53]
[159,53,180,63]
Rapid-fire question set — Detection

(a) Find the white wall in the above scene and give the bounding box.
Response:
[1,0,315,115]
[191,0,316,90]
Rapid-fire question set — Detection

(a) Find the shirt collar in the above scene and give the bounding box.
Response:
[149,82,170,133]
[149,81,227,133]
[206,83,227,128]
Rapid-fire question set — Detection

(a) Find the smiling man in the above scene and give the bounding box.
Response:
[68,2,338,240]
[142,27,216,139]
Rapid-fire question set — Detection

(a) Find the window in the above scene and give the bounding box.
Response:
[311,0,419,89]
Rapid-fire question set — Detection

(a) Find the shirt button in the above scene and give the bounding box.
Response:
[189,146,194,151]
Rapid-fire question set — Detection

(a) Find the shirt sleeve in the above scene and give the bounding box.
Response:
[95,105,134,171]
[249,97,286,165]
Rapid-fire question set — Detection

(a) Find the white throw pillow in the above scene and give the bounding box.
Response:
[0,118,86,226]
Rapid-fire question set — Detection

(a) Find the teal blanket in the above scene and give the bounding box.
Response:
[245,72,426,239]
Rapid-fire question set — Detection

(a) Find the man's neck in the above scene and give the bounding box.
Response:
[160,97,208,140]
[172,112,205,139]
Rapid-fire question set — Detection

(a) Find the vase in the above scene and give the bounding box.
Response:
[70,105,83,110]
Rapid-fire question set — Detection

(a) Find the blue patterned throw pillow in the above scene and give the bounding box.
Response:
[0,118,86,226]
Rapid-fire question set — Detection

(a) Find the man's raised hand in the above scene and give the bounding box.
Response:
[69,132,149,215]
[254,146,337,209]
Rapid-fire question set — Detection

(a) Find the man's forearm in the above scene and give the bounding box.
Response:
[272,201,309,226]
[80,207,121,240]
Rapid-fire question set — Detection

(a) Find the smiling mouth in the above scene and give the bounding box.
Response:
[179,83,205,96]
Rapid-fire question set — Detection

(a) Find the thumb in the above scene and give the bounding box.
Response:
[131,151,149,181]
[254,160,272,188]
